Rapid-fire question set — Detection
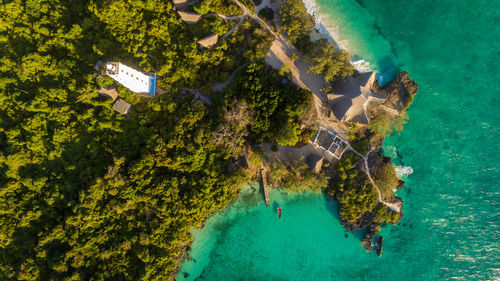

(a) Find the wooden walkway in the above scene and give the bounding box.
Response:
[260,168,270,206]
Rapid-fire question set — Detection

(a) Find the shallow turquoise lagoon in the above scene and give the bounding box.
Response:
[177,0,500,280]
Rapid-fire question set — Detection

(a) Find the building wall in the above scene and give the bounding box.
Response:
[107,62,155,94]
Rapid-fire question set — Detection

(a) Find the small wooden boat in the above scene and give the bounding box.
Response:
[277,207,282,219]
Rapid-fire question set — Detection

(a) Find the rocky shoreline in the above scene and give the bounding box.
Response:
[334,71,418,252]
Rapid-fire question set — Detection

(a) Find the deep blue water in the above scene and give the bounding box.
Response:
[177,1,500,280]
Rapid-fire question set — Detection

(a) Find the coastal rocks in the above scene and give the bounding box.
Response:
[361,224,380,251]
[397,179,405,189]
[330,71,417,254]
[341,210,376,232]
[371,71,418,113]
[367,150,392,176]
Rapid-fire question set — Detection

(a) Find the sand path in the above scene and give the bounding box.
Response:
[350,147,401,213]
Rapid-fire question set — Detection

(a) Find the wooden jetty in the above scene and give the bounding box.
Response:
[260,168,270,206]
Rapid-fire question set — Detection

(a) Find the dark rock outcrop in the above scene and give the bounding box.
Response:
[396,179,405,189]
[361,224,380,251]
[341,210,376,232]
[371,71,418,113]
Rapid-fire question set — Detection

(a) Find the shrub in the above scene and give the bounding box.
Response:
[298,127,316,144]
[372,161,399,199]
[307,39,354,83]
[368,108,408,137]
[373,203,400,224]
[248,146,265,166]
[258,7,274,22]
[276,123,300,146]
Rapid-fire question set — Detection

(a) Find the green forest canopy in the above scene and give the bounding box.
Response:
[0,0,400,279]
[0,0,294,280]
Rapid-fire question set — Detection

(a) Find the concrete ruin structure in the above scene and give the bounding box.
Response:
[313,127,349,160]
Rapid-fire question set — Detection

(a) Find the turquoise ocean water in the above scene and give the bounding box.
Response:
[177,1,500,280]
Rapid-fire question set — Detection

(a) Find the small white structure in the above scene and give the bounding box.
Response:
[313,127,349,160]
[106,62,156,96]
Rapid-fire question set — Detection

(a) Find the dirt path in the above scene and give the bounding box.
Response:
[206,12,247,39]
[212,60,255,92]
[349,146,401,213]
[222,16,246,38]
[232,0,278,36]
[208,13,244,21]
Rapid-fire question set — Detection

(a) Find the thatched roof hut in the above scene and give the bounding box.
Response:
[98,87,118,101]
[177,10,201,24]
[112,98,132,115]
[173,0,190,9]
[198,33,218,49]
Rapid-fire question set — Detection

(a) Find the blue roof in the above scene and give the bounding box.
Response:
[148,74,157,96]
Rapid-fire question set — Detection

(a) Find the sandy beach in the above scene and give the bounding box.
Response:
[257,0,382,126]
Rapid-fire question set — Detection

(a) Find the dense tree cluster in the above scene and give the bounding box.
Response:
[226,61,312,145]
[0,0,402,278]
[307,40,355,83]
[193,0,243,16]
[327,153,378,223]
[327,152,400,225]
[0,0,292,280]
[279,0,315,48]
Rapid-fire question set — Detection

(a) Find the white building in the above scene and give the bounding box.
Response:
[106,62,156,96]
